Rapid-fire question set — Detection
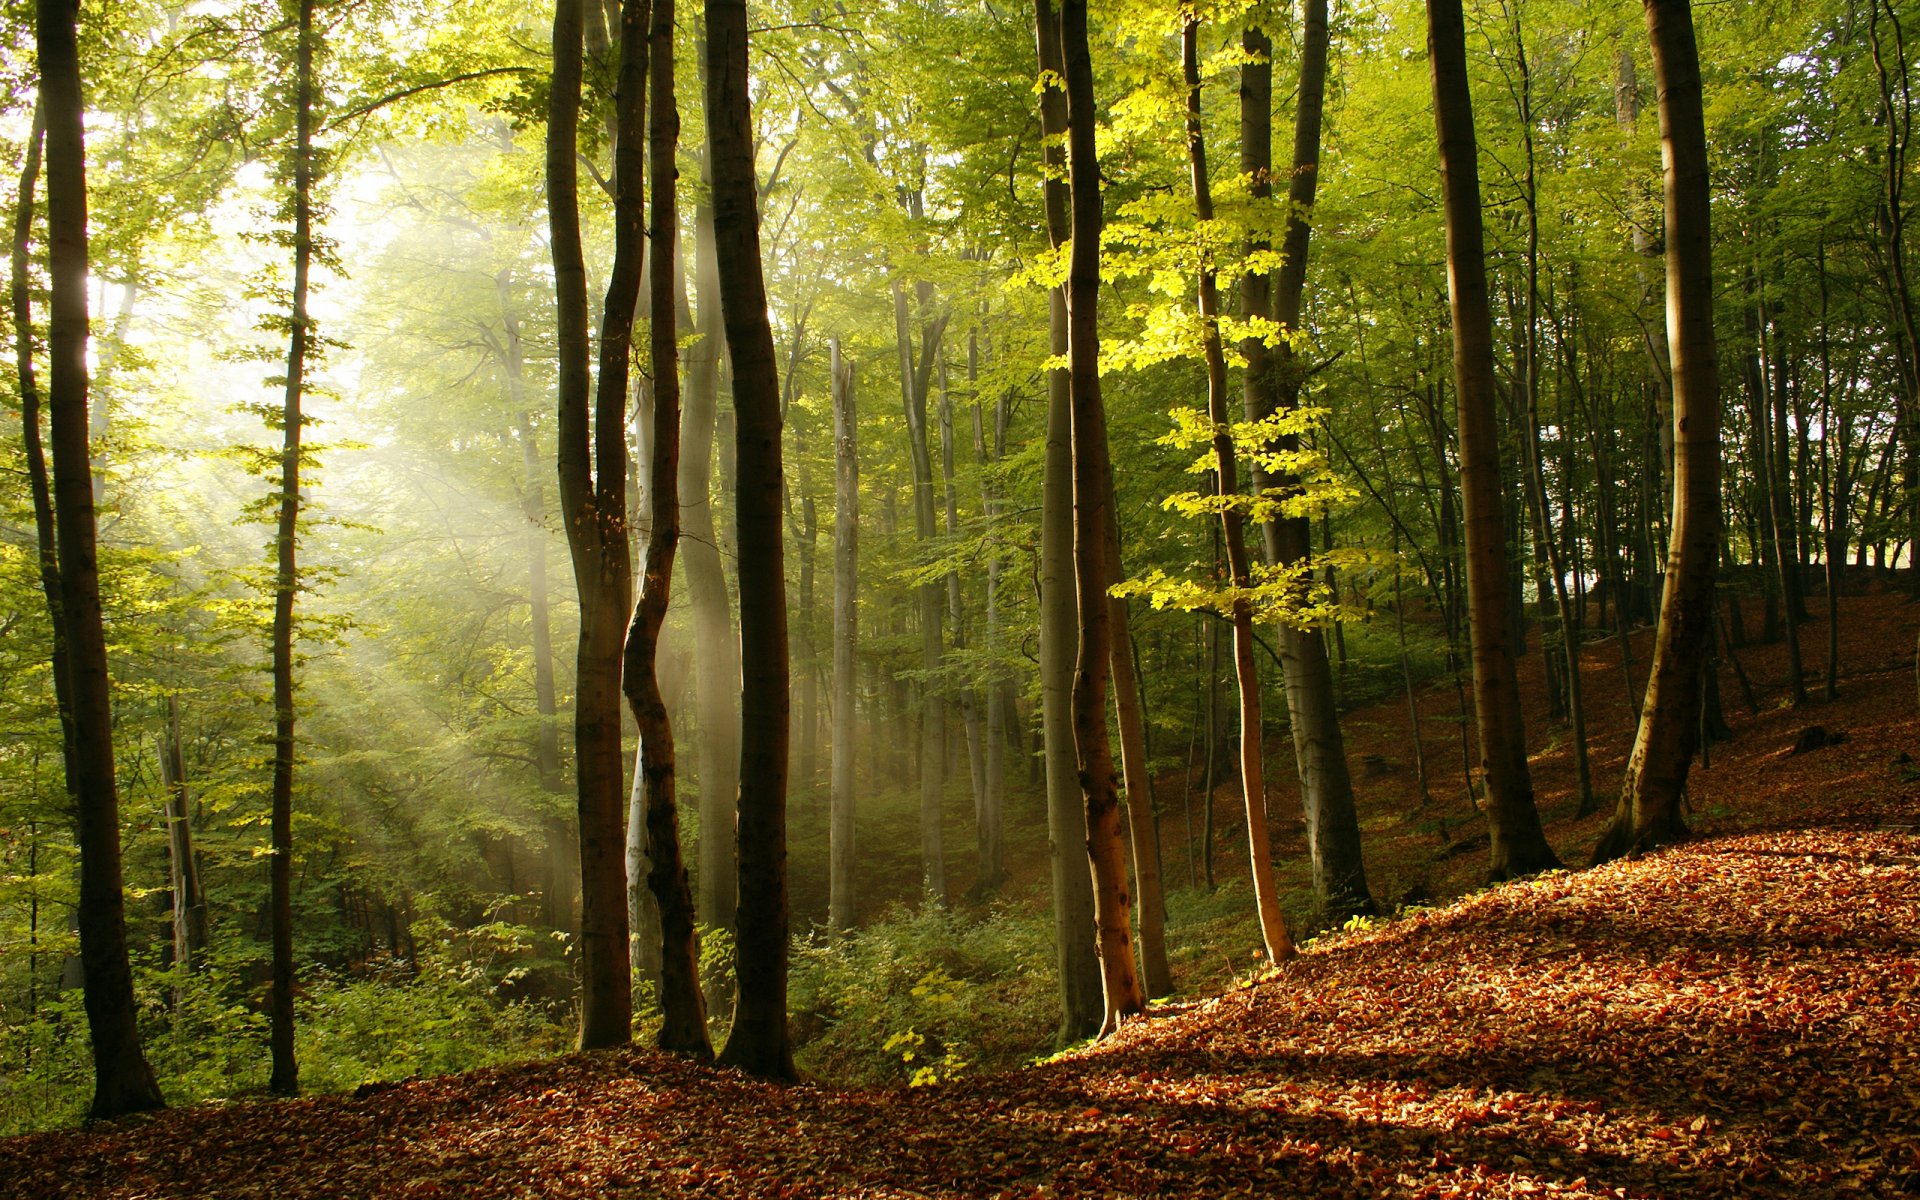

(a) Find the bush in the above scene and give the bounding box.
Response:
[789,900,1057,1086]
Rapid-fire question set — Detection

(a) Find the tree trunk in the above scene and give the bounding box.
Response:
[939,360,989,895]
[620,0,708,1059]
[160,697,208,980]
[685,188,742,935]
[706,0,797,1081]
[1595,0,1722,864]
[1427,0,1561,881]
[38,0,165,1119]
[829,339,859,933]
[1062,0,1146,1037]
[1508,9,1595,817]
[895,280,950,903]
[1034,0,1104,1045]
[1241,2,1375,924]
[265,0,319,1096]
[1185,17,1297,966]
[548,0,637,1049]
[970,333,1008,897]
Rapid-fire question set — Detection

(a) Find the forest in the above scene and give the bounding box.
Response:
[2,0,1919,1194]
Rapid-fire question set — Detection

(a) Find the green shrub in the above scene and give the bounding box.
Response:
[789,900,1056,1086]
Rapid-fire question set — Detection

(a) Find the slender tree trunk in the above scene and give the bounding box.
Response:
[1241,2,1374,923]
[548,0,637,1049]
[265,0,319,1096]
[1106,514,1170,995]
[895,280,950,903]
[938,361,989,894]
[38,0,164,1119]
[707,0,796,1080]
[970,334,1008,896]
[1428,0,1561,881]
[160,697,208,979]
[1062,0,1146,1036]
[1508,10,1595,816]
[684,193,741,935]
[829,340,859,932]
[1185,17,1297,965]
[1034,0,1103,1044]
[621,0,708,1058]
[1596,0,1722,864]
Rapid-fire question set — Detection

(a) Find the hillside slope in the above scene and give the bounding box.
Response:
[4,819,1915,1198]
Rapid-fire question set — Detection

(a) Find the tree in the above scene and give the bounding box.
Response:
[1061,0,1145,1037]
[37,0,166,1119]
[621,0,708,1058]
[1242,0,1376,924]
[1182,11,1296,968]
[1427,0,1561,882]
[1032,0,1104,1045]
[547,0,640,1050]
[1594,0,1722,863]
[706,0,797,1081]
[828,338,858,933]
[265,0,319,1097]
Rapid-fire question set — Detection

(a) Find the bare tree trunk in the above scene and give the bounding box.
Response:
[1062,0,1146,1036]
[1428,0,1561,881]
[1596,0,1722,864]
[621,0,708,1058]
[548,0,638,1049]
[685,180,741,935]
[266,0,320,1095]
[1507,8,1595,816]
[970,333,1008,896]
[160,697,208,983]
[1106,513,1170,995]
[939,360,989,893]
[1184,16,1296,966]
[706,0,796,1080]
[1034,0,1103,1045]
[829,340,859,932]
[895,280,950,903]
[1241,1,1374,923]
[38,0,164,1119]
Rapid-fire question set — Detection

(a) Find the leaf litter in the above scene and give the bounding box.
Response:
[2,594,1915,1198]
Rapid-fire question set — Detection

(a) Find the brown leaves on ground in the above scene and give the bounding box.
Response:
[6,592,1916,1198]
[4,822,1915,1198]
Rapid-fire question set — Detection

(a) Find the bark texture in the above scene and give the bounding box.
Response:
[1033,0,1104,1044]
[707,0,797,1080]
[1428,0,1562,881]
[39,0,166,1119]
[548,0,638,1049]
[1062,0,1146,1036]
[1595,0,1722,864]
[1241,3,1375,923]
[621,0,710,1059]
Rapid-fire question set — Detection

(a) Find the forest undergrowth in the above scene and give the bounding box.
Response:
[1,590,1915,1198]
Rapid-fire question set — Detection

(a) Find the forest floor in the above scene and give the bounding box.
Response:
[4,591,1917,1198]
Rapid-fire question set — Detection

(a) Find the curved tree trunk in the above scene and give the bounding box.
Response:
[548,0,639,1050]
[622,0,709,1059]
[1062,0,1145,1037]
[707,0,797,1081]
[1428,0,1561,881]
[1596,0,1722,863]
[1185,17,1296,967]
